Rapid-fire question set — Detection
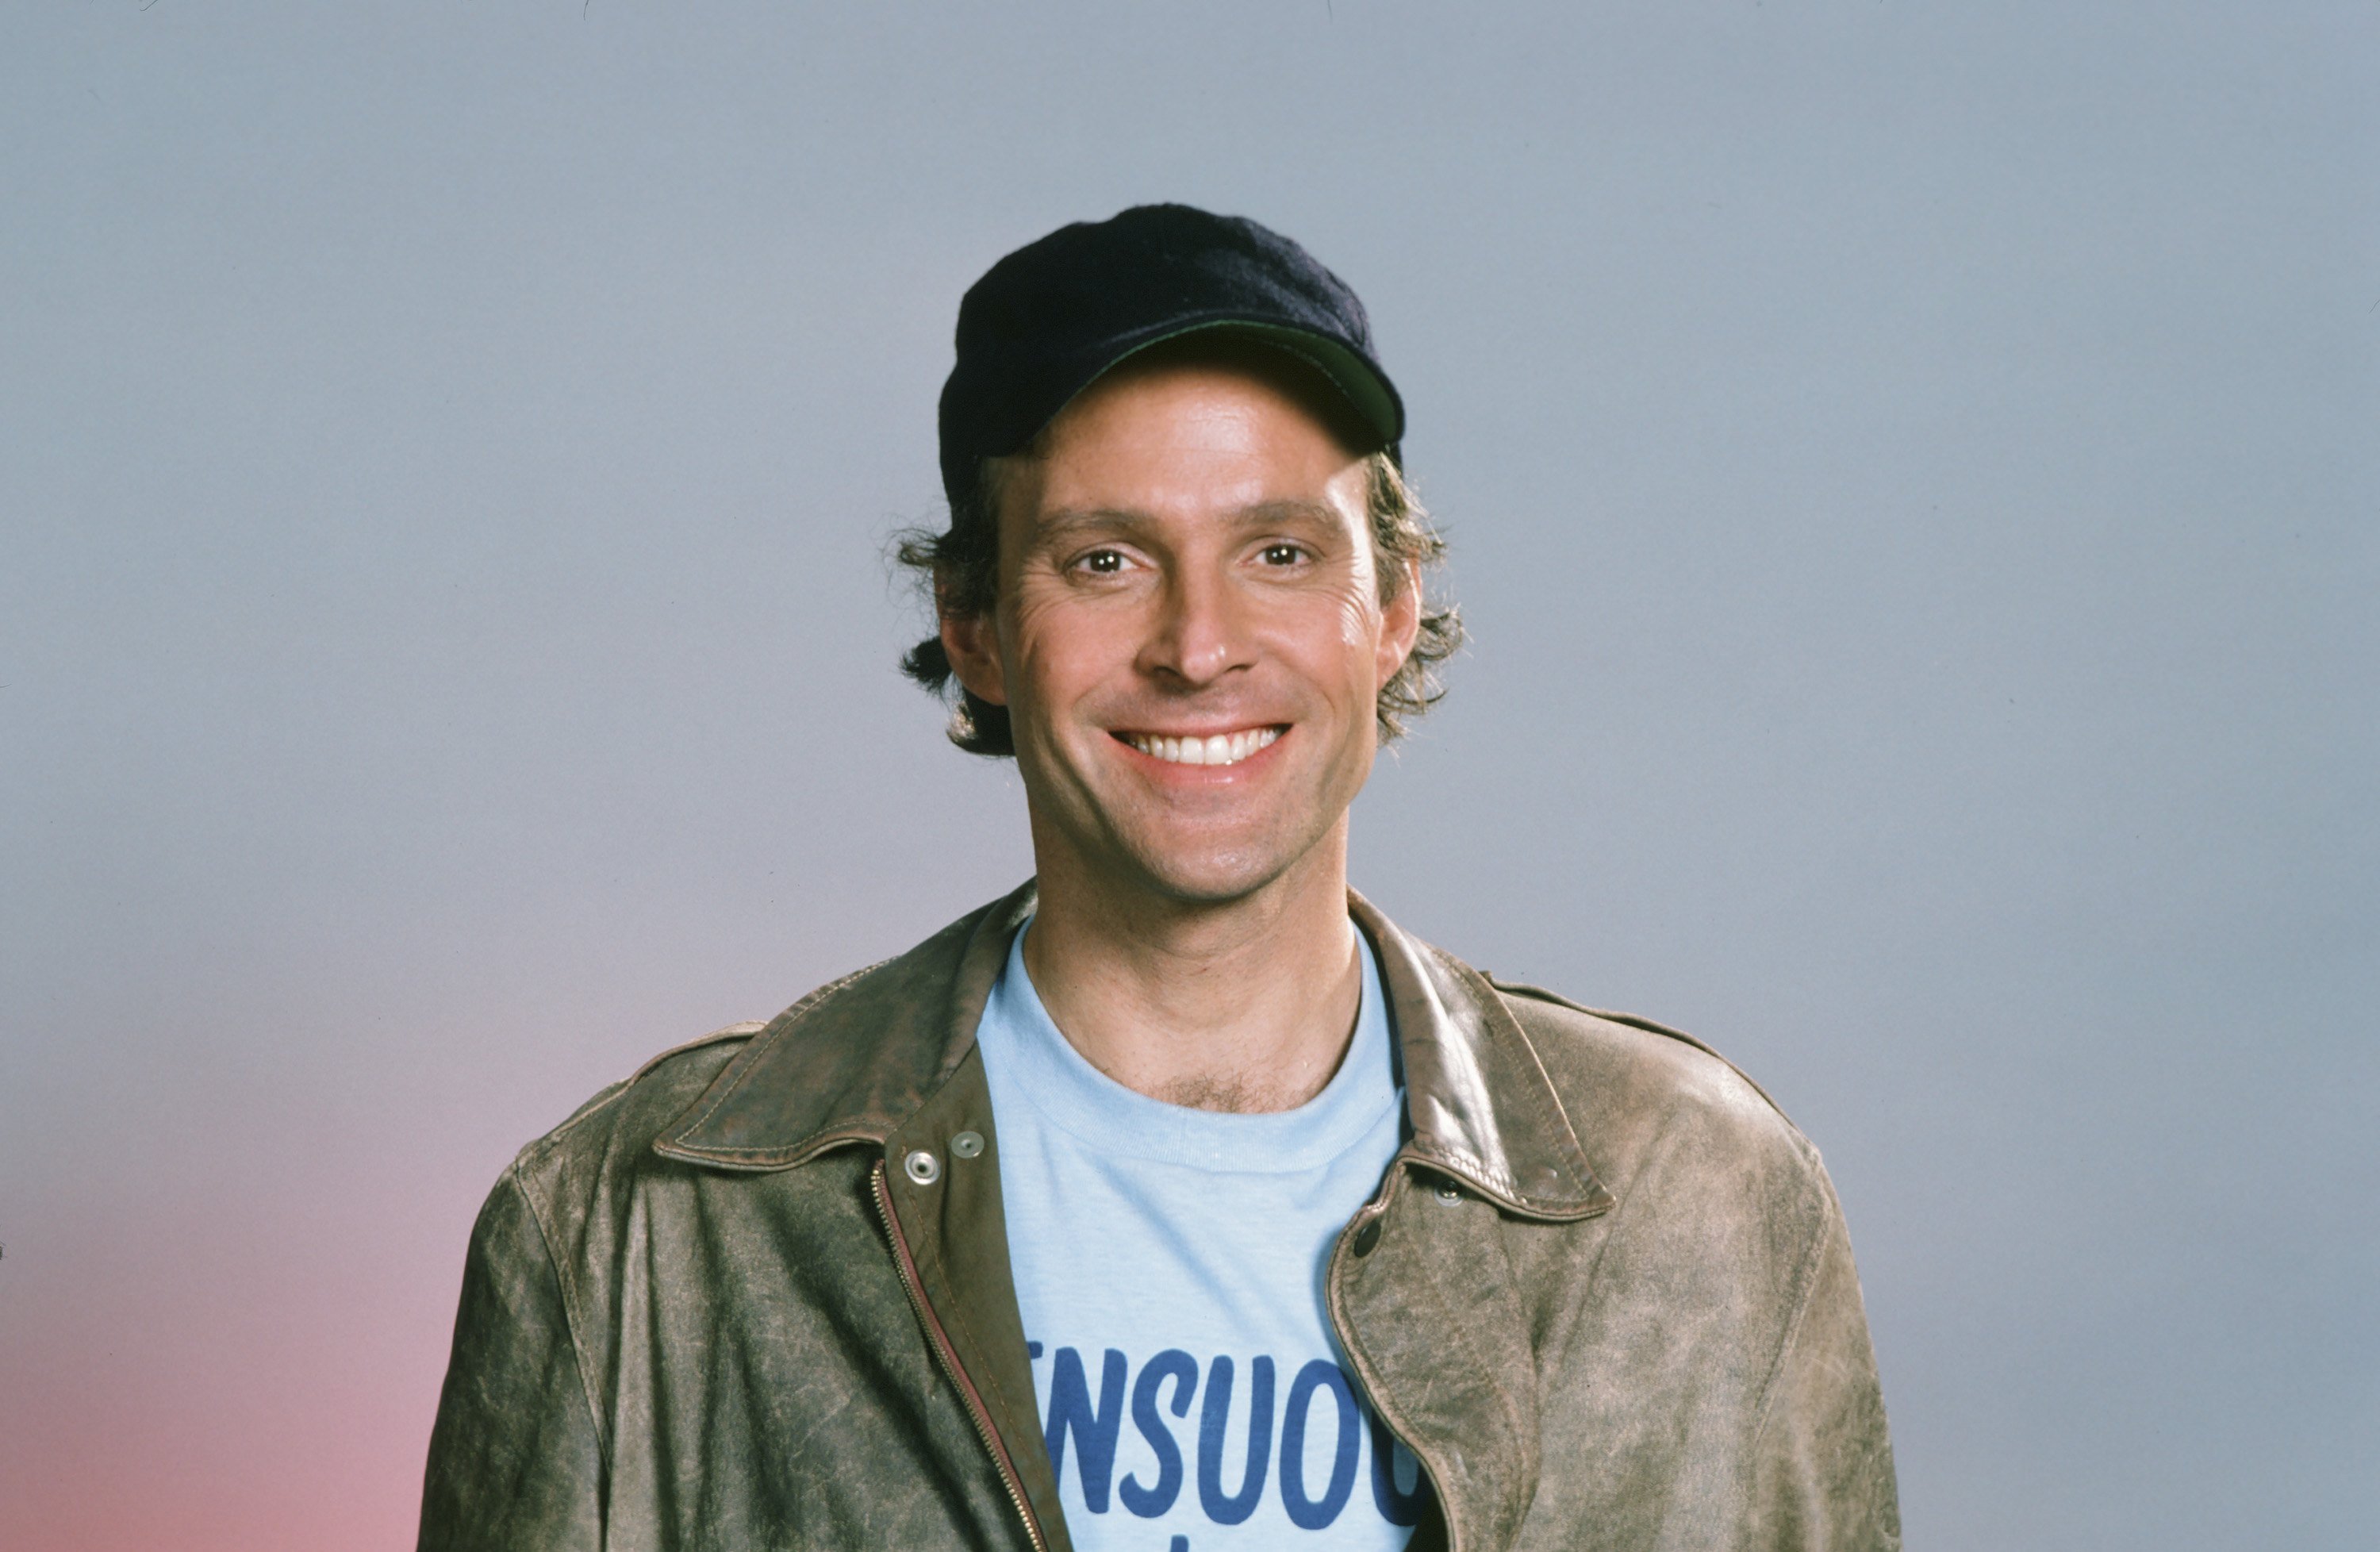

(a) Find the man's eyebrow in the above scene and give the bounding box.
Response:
[1028,500,1345,543]
[1027,507,1157,544]
[1234,498,1342,528]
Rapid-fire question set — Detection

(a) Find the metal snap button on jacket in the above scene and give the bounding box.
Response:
[903,1149,941,1185]
[950,1130,985,1159]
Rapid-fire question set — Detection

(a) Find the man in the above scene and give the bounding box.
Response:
[420,204,1899,1551]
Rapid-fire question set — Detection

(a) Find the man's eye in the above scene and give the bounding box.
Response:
[1260,543,1307,566]
[1077,549,1126,574]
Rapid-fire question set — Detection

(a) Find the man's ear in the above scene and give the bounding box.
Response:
[1375,556,1424,690]
[939,591,1009,708]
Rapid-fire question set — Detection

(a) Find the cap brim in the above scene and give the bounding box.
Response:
[1081,318,1404,455]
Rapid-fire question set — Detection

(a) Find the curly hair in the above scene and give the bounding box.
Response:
[896,449,1461,757]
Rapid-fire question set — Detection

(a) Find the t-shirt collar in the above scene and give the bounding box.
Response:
[980,917,1401,1174]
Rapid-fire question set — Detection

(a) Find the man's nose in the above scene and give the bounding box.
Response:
[1138,565,1253,687]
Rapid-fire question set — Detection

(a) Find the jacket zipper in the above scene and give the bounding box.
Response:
[871,1158,1050,1552]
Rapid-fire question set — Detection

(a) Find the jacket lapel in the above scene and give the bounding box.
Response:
[1353,892,1614,1220]
[1338,895,1615,1552]
[654,882,1066,1551]
[654,883,1032,1170]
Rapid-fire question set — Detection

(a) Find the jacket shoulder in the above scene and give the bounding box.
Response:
[509,1019,769,1187]
[1486,975,1819,1179]
[1492,978,1792,1118]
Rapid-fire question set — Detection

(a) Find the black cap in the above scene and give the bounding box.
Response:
[937,203,1404,510]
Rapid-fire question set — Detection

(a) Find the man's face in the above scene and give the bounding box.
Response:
[942,354,1420,907]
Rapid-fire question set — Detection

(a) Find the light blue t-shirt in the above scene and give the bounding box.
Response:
[976,920,1430,1551]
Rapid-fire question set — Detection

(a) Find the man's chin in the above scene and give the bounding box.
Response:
[1024,765,1345,908]
[1104,829,1326,909]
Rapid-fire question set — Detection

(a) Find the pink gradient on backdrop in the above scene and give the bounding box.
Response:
[2,1135,473,1550]
[0,879,951,1552]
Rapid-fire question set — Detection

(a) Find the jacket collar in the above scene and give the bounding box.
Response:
[656,882,1612,1220]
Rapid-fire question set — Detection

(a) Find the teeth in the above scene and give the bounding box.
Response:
[1129,728,1280,766]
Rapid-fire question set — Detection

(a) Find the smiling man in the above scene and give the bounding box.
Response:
[420,206,1899,1551]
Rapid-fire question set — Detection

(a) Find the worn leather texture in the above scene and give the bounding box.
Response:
[419,883,1900,1550]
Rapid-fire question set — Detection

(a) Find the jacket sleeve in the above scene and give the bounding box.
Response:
[1747,1177,1902,1551]
[418,1166,605,1552]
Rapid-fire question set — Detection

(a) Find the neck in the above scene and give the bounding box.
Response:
[1019,828,1363,1114]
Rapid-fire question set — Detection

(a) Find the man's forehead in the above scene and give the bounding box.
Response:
[1006,376,1369,531]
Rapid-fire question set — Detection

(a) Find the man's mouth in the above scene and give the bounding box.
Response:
[1115,726,1284,767]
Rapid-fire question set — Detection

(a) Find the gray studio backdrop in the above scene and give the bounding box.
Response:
[2,5,2373,1549]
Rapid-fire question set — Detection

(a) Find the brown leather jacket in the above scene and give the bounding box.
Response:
[419,885,1899,1550]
